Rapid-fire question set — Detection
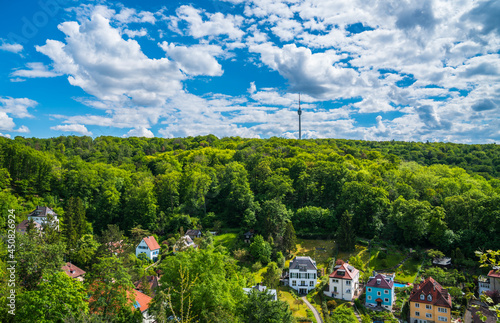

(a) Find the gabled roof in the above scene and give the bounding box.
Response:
[366,274,394,289]
[130,289,153,313]
[186,229,202,236]
[289,256,317,271]
[409,276,452,308]
[27,206,57,217]
[62,262,86,278]
[142,236,160,251]
[134,276,159,294]
[329,262,359,280]
[16,219,42,233]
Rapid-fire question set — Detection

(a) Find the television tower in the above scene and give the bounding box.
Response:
[298,93,302,140]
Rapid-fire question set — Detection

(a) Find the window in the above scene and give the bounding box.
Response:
[384,298,389,302]
[301,281,305,286]
[438,316,448,322]
[426,313,432,318]
[346,281,351,285]
[415,311,420,316]
[368,296,372,300]
[377,291,381,296]
[334,286,337,292]
[438,308,447,313]
[427,295,432,301]
[368,288,372,292]
[310,281,314,286]
[420,294,425,300]
[384,290,389,294]
[415,303,420,308]
[426,305,432,310]
[292,280,296,286]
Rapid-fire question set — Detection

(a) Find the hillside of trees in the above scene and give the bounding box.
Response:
[1,135,499,258]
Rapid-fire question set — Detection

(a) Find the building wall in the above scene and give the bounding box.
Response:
[326,272,359,301]
[365,286,394,309]
[409,301,451,323]
[289,270,317,293]
[136,240,159,260]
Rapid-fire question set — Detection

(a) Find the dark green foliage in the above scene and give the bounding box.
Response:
[241,289,294,323]
[336,211,355,252]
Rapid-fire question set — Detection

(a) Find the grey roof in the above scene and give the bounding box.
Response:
[289,256,317,271]
[243,284,278,301]
[432,257,452,266]
[28,206,57,218]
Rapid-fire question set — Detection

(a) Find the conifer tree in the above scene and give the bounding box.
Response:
[336,210,355,252]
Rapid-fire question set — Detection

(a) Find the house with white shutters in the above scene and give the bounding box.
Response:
[27,206,59,231]
[324,260,360,301]
[136,236,161,262]
[288,256,318,295]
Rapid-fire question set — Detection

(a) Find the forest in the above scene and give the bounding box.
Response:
[0,135,499,322]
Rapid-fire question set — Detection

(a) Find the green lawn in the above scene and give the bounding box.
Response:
[213,233,238,250]
[293,239,336,270]
[278,286,311,319]
[369,249,406,270]
[395,258,421,283]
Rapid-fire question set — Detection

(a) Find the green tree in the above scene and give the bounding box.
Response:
[250,235,272,264]
[64,196,88,250]
[262,262,282,289]
[282,220,297,256]
[240,289,294,323]
[336,211,355,252]
[330,304,357,323]
[73,234,100,268]
[17,271,89,322]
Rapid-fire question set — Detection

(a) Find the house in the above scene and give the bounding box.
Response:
[130,289,155,323]
[243,230,254,244]
[174,235,197,252]
[324,260,360,301]
[27,206,59,231]
[136,236,161,261]
[62,262,86,282]
[134,276,159,296]
[478,267,500,295]
[243,283,278,301]
[409,276,452,323]
[432,257,452,268]
[365,273,395,310]
[185,229,202,240]
[289,256,318,294]
[16,219,42,234]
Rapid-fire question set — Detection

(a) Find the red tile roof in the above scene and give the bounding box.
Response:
[488,269,500,278]
[409,276,452,308]
[143,236,160,251]
[130,289,153,313]
[329,263,359,280]
[62,262,86,278]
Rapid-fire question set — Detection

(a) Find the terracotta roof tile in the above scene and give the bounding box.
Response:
[131,289,153,313]
[143,236,160,251]
[62,262,86,278]
[329,263,359,280]
[488,269,500,278]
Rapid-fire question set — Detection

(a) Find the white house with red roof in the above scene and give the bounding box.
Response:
[136,236,161,261]
[324,260,360,300]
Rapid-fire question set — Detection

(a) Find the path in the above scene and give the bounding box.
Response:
[301,296,323,323]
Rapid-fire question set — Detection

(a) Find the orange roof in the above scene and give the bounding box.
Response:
[409,276,452,308]
[329,263,359,280]
[130,289,153,313]
[143,236,160,250]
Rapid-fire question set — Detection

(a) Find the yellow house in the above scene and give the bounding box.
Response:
[409,277,452,323]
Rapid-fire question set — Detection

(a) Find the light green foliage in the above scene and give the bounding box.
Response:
[17,271,89,322]
[262,262,282,289]
[330,304,357,323]
[73,234,100,268]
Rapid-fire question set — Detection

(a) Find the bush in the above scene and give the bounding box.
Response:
[378,251,387,260]
[327,300,337,310]
[252,261,262,272]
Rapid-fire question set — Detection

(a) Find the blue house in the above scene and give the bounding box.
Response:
[365,273,395,310]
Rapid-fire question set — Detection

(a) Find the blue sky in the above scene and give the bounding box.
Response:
[0,0,499,142]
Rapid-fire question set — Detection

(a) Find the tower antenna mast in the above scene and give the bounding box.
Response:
[298,93,302,140]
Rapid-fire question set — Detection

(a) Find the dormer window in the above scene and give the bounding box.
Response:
[420,294,425,300]
[427,295,432,301]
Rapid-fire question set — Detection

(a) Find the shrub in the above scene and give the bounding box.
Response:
[327,300,337,310]
[252,261,262,272]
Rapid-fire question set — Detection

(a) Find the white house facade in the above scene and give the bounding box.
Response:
[324,261,360,301]
[27,206,59,231]
[136,236,160,261]
[479,267,500,296]
[289,256,318,294]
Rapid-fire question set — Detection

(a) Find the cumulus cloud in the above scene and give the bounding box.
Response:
[124,127,154,138]
[0,112,16,132]
[50,124,93,136]
[159,42,224,76]
[0,97,37,118]
[0,39,23,53]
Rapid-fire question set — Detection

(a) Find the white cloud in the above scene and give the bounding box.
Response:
[11,62,62,78]
[0,112,16,132]
[159,42,224,76]
[173,5,245,40]
[50,124,93,136]
[0,39,23,54]
[0,97,37,118]
[123,28,148,38]
[124,127,154,138]
[0,133,11,138]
